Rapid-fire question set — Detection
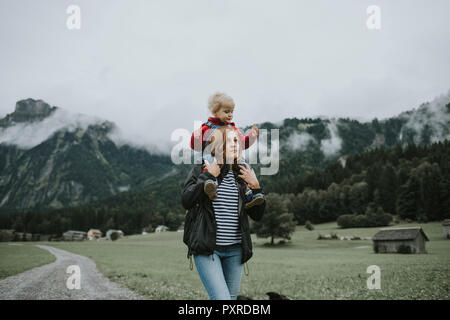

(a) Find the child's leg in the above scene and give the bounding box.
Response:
[238,158,265,209]
[202,153,218,200]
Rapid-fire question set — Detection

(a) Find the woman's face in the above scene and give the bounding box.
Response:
[224,130,241,163]
[207,129,241,164]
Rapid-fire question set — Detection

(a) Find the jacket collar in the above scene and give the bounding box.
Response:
[208,117,235,127]
[217,164,244,186]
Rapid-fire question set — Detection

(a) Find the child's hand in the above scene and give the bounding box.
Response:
[204,158,220,177]
[251,124,259,137]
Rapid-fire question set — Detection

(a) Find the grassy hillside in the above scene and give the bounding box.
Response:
[38,221,450,300]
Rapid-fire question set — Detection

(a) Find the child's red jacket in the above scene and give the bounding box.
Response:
[190,117,257,152]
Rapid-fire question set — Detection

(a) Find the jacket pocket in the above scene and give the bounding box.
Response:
[183,204,198,247]
[190,203,215,254]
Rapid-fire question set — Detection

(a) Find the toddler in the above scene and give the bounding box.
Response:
[190,92,264,209]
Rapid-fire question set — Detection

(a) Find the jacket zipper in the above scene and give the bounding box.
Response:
[206,199,216,259]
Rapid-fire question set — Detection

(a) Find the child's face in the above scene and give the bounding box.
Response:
[213,103,234,123]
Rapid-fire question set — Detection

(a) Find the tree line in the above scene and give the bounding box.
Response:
[290,140,450,224]
[1,140,449,237]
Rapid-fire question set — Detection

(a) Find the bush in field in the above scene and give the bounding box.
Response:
[110,231,119,241]
[337,215,355,228]
[337,207,393,228]
[305,220,314,231]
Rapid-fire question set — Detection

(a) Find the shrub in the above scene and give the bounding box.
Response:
[337,215,354,228]
[337,210,393,228]
[305,220,314,231]
[110,231,119,241]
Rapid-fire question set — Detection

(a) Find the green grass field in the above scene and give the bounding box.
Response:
[0,243,56,279]
[1,222,449,299]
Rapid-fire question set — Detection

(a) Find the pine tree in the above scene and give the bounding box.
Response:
[396,175,421,220]
[377,164,398,214]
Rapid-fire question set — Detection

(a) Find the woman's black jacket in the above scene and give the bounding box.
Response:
[181,164,265,264]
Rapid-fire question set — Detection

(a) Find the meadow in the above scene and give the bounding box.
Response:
[0,243,56,279]
[1,221,449,299]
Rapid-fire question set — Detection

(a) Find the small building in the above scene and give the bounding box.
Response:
[31,234,40,241]
[0,229,16,242]
[87,229,102,240]
[12,232,32,241]
[106,229,124,240]
[372,227,429,254]
[155,225,169,233]
[63,230,87,241]
[23,233,32,241]
[443,219,450,239]
[40,234,51,241]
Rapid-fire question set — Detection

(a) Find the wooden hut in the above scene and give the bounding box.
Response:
[87,229,102,240]
[372,227,429,254]
[155,225,169,232]
[63,230,87,241]
[0,229,16,242]
[443,219,450,239]
[13,232,31,241]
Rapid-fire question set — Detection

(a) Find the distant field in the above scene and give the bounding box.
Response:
[0,243,56,279]
[35,221,449,300]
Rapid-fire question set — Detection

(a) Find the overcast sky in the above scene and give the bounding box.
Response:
[0,0,449,151]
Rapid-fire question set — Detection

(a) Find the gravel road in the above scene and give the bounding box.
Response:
[0,245,144,300]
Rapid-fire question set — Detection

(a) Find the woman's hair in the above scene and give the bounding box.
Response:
[208,92,235,114]
[204,126,242,168]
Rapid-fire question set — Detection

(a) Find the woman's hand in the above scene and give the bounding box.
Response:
[204,157,220,177]
[238,162,260,189]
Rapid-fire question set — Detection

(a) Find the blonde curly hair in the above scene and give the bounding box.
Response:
[207,92,235,114]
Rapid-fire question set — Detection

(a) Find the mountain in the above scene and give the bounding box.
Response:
[0,92,449,215]
[0,99,58,128]
[0,98,176,212]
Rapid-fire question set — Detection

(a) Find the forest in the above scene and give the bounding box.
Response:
[1,140,448,235]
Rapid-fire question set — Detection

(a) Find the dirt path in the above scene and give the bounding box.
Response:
[0,245,144,300]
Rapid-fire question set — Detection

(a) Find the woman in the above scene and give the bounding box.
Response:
[181,126,266,300]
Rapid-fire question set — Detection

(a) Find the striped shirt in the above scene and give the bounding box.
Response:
[212,170,242,245]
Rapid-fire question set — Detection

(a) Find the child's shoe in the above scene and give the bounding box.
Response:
[244,188,265,209]
[204,179,218,200]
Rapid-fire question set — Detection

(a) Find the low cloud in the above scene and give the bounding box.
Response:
[320,120,342,157]
[285,131,314,151]
[399,90,450,144]
[283,119,342,157]
[0,106,169,155]
[0,108,104,149]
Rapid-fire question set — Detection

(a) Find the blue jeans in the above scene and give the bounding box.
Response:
[194,244,244,300]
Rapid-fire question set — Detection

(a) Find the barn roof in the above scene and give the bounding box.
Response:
[372,227,429,241]
[64,230,87,235]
